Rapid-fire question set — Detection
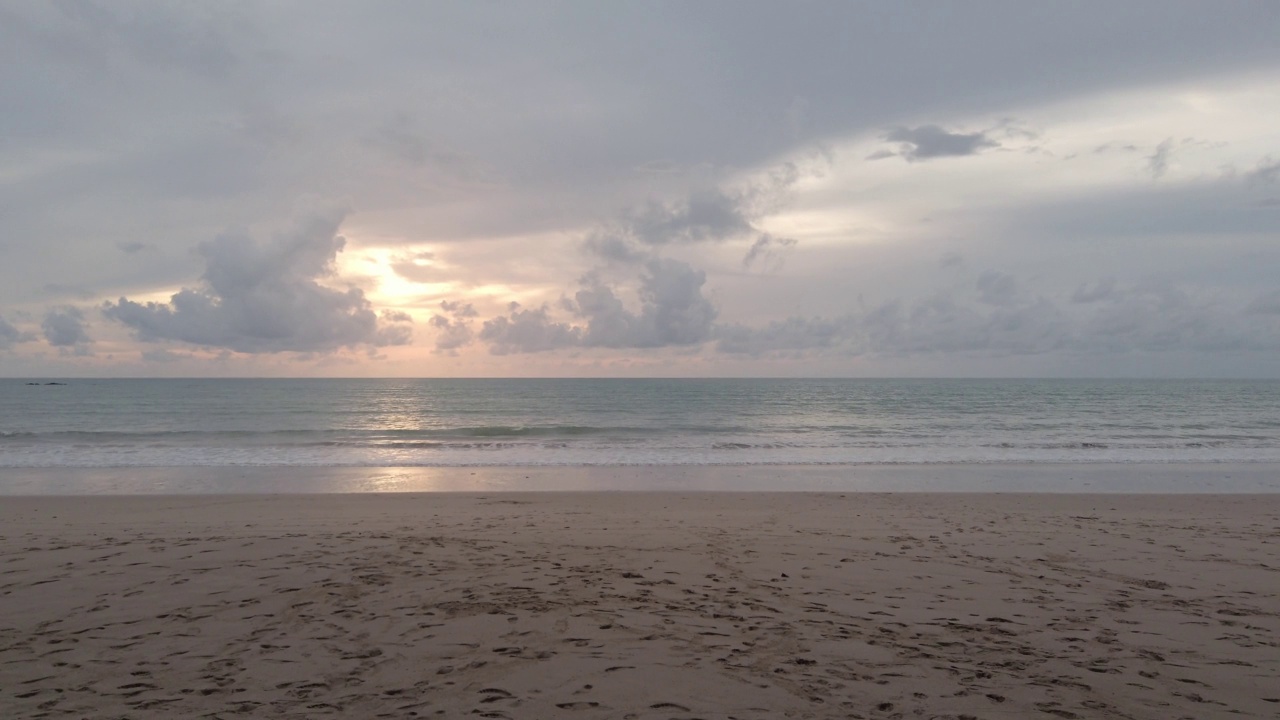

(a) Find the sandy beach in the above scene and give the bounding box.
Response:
[2,492,1278,719]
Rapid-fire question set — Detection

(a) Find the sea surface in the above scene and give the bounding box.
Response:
[2,378,1278,468]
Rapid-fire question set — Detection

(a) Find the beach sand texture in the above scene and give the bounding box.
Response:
[1,492,1278,719]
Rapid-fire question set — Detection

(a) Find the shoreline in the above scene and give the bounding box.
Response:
[2,461,1278,495]
[2,492,1277,718]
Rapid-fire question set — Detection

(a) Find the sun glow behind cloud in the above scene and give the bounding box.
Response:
[345,245,455,315]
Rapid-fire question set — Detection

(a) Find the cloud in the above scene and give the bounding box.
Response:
[103,211,413,353]
[1245,289,1280,315]
[140,348,190,363]
[714,277,1280,359]
[585,190,756,263]
[742,233,798,270]
[584,258,717,348]
[1071,277,1119,304]
[994,169,1280,240]
[477,258,717,354]
[471,162,804,356]
[878,125,999,161]
[715,292,1071,358]
[363,112,478,176]
[1245,155,1280,186]
[479,303,581,355]
[1147,138,1175,179]
[42,307,92,348]
[5,5,1280,376]
[863,294,1071,356]
[116,241,155,254]
[585,160,810,266]
[429,300,479,354]
[975,271,1020,306]
[716,315,853,355]
[1076,282,1265,353]
[627,191,754,246]
[0,314,35,349]
[390,251,443,284]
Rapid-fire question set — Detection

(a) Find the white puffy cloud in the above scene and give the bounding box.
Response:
[103,212,412,353]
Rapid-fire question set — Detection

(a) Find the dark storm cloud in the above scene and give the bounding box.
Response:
[103,212,412,353]
[41,307,91,347]
[878,125,999,161]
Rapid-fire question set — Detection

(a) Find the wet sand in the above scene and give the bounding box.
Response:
[2,492,1278,718]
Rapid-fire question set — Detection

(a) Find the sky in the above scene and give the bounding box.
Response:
[2,1,1279,378]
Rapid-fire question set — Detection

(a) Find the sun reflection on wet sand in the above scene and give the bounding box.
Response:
[2,464,1279,495]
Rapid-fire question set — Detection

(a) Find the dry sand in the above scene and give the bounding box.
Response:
[1,492,1277,719]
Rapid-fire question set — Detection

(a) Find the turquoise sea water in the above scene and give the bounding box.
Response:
[2,378,1278,468]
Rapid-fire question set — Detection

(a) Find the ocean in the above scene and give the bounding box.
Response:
[2,378,1278,469]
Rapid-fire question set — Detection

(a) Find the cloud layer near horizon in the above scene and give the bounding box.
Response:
[2,2,1279,376]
